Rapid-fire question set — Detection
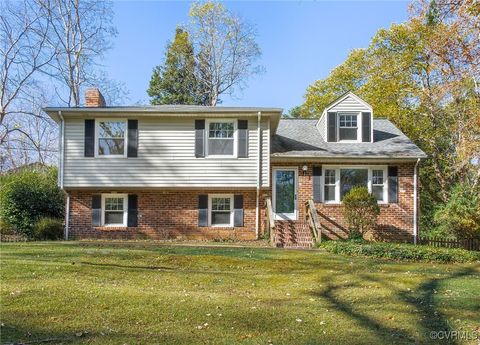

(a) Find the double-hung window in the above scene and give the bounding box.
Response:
[102,194,127,226]
[372,169,385,202]
[209,195,233,226]
[96,120,127,156]
[338,113,358,141]
[324,169,336,202]
[207,121,235,156]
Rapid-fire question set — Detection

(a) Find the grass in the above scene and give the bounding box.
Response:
[1,242,479,345]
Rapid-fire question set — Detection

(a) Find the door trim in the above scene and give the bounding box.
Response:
[272,167,298,220]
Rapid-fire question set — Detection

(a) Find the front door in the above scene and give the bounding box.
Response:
[273,168,297,220]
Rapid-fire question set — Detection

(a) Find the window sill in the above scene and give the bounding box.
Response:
[320,203,390,208]
[204,156,237,159]
[94,226,130,231]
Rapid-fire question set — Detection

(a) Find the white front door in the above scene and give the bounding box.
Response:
[273,168,298,220]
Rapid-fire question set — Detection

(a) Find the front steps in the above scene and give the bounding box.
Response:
[274,221,314,249]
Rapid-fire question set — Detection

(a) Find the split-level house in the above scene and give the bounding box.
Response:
[44,89,426,248]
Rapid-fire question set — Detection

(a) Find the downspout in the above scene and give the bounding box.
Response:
[58,111,69,240]
[256,111,262,238]
[413,158,420,245]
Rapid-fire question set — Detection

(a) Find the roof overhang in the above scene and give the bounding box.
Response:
[43,106,283,132]
[270,155,425,163]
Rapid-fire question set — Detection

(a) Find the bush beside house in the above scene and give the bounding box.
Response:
[342,186,380,239]
[0,166,64,240]
[320,240,480,263]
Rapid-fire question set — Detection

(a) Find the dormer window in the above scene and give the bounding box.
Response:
[338,114,358,141]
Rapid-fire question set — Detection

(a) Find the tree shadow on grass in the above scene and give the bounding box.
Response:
[311,266,477,345]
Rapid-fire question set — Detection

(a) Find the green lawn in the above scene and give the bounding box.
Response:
[1,242,479,345]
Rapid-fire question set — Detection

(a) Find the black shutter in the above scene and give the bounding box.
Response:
[127,194,138,227]
[84,119,95,157]
[195,120,205,158]
[127,120,138,157]
[362,112,371,142]
[92,195,101,226]
[327,112,337,142]
[198,195,208,227]
[233,195,244,227]
[313,166,322,202]
[388,166,398,203]
[238,120,248,158]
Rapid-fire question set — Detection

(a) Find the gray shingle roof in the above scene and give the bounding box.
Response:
[271,118,426,159]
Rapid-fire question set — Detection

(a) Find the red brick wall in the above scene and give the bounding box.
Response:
[67,189,257,240]
[268,162,416,242]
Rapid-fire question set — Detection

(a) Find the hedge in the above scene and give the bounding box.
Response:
[319,240,480,263]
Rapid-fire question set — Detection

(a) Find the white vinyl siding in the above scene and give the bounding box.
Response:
[63,116,270,188]
[329,95,370,113]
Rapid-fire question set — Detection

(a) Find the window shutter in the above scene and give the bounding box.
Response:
[237,120,248,158]
[327,112,337,142]
[84,119,95,157]
[313,166,322,202]
[233,195,244,227]
[195,120,205,158]
[127,120,138,157]
[362,112,371,142]
[127,194,138,227]
[388,166,398,203]
[198,195,208,227]
[92,195,101,226]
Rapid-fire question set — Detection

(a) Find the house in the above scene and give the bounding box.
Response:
[44,89,426,247]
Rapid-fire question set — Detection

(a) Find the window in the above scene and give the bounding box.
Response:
[340,168,368,200]
[324,169,336,202]
[339,114,358,141]
[209,195,233,226]
[207,121,235,156]
[102,194,127,226]
[96,120,126,156]
[323,166,388,203]
[372,169,385,201]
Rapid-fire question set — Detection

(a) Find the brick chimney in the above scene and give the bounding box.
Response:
[85,88,106,107]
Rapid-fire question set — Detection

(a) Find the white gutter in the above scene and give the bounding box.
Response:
[413,158,420,245]
[256,111,262,238]
[58,111,69,240]
[58,111,65,189]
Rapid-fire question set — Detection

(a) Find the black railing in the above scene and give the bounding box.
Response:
[419,236,480,251]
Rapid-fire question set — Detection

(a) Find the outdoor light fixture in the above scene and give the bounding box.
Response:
[302,165,308,175]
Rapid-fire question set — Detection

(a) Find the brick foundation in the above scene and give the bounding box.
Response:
[67,189,257,240]
[267,162,416,242]
[67,162,416,243]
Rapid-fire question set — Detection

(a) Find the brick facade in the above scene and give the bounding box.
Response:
[68,189,257,240]
[67,163,416,243]
[266,162,417,242]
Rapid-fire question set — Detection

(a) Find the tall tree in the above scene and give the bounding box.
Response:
[302,0,479,227]
[147,27,203,105]
[188,1,263,106]
[0,0,123,171]
[38,0,121,106]
[0,0,56,170]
